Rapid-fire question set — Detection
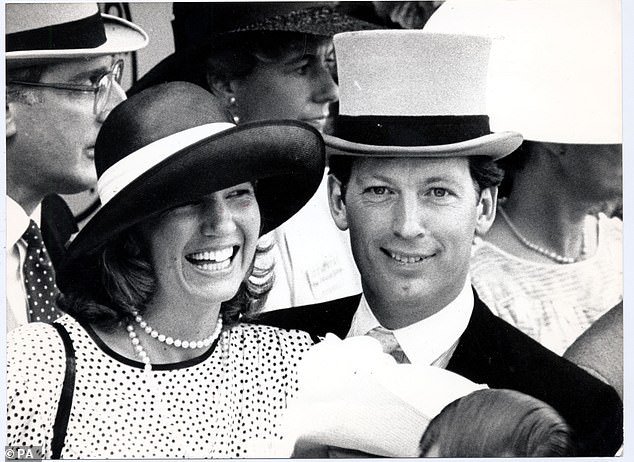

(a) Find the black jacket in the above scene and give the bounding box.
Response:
[248,289,623,456]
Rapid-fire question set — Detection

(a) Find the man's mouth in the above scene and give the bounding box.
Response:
[384,249,434,264]
[185,246,238,271]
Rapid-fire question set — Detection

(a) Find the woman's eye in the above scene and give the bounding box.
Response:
[227,188,254,199]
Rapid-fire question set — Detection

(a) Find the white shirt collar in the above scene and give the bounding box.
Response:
[6,196,41,247]
[347,277,474,366]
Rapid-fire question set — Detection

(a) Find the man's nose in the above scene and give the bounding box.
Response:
[392,196,426,239]
[97,81,126,123]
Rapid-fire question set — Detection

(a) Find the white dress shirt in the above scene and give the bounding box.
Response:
[347,277,474,367]
[6,196,41,332]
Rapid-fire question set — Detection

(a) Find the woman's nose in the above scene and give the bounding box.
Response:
[312,65,339,104]
[201,199,237,235]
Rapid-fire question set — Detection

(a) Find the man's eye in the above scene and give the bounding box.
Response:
[430,188,448,198]
[295,63,310,75]
[368,186,388,195]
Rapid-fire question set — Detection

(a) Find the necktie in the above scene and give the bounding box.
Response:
[366,326,411,364]
[22,220,62,323]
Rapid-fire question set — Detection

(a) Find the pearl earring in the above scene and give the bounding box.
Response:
[228,96,239,124]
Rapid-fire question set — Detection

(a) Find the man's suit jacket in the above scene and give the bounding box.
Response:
[248,290,623,456]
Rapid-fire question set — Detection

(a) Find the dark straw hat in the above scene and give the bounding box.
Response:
[58,82,325,287]
[6,3,148,68]
[129,2,378,95]
[324,31,522,160]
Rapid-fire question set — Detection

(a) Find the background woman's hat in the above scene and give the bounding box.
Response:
[6,3,148,68]
[425,0,621,144]
[59,82,325,280]
[324,30,522,159]
[129,2,379,95]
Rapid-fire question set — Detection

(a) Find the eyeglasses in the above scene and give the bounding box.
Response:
[9,59,125,118]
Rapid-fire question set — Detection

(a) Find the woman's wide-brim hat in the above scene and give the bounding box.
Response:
[6,3,148,68]
[128,2,379,95]
[425,0,621,144]
[325,31,522,160]
[58,82,325,287]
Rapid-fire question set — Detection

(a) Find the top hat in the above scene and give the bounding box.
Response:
[6,3,148,68]
[324,30,522,159]
[424,0,621,144]
[58,82,325,287]
[128,2,379,95]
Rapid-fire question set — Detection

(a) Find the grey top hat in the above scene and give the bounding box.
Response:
[324,31,523,160]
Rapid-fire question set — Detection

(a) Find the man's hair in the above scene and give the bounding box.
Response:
[328,154,504,201]
[58,226,274,331]
[419,389,575,457]
[6,64,45,102]
[205,31,331,88]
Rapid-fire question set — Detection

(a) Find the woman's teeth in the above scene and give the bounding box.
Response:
[187,247,235,270]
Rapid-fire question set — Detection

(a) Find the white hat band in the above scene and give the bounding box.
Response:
[98,122,235,206]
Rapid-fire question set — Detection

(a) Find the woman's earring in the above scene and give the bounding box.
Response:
[228,96,239,124]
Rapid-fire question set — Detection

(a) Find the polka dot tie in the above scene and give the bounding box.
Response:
[22,220,61,323]
[366,326,411,364]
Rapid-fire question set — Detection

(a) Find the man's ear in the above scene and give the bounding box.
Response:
[327,174,349,231]
[475,186,498,237]
[6,102,17,138]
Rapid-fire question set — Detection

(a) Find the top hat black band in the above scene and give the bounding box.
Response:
[7,12,106,53]
[333,115,492,146]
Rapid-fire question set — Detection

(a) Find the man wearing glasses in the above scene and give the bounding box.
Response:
[6,3,148,331]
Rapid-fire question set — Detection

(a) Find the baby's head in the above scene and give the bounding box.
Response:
[419,389,575,457]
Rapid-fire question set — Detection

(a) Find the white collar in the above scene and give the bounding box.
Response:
[347,277,474,366]
[6,196,41,247]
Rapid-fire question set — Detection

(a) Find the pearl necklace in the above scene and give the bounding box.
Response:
[498,207,586,264]
[127,311,223,372]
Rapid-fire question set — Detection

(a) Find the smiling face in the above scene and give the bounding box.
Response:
[229,37,338,132]
[7,56,126,208]
[137,183,261,308]
[329,157,496,327]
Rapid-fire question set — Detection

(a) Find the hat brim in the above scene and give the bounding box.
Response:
[59,120,324,280]
[127,8,379,96]
[6,14,148,68]
[324,131,523,161]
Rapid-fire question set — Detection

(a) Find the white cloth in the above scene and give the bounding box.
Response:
[261,174,361,310]
[6,197,41,332]
[347,277,473,367]
[471,213,623,355]
[6,315,313,458]
[280,334,487,458]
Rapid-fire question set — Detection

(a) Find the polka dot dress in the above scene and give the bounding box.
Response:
[7,315,314,458]
[21,219,60,323]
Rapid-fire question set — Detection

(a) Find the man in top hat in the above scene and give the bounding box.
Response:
[251,30,622,455]
[6,3,148,331]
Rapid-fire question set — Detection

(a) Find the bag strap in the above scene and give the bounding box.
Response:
[50,323,76,459]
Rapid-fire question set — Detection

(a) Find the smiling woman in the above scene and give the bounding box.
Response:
[6,82,326,458]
